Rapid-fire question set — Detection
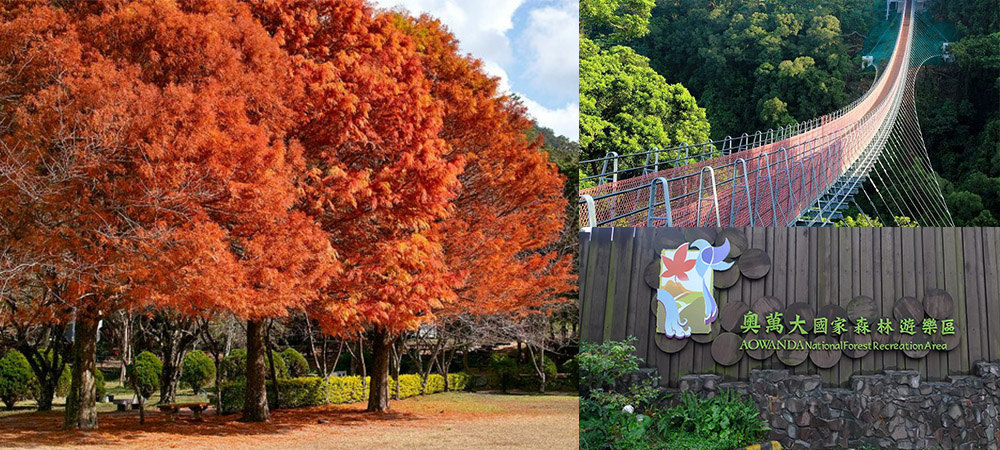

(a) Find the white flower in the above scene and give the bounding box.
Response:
[636,415,645,423]
[622,405,634,414]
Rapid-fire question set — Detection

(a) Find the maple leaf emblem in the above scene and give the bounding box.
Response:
[660,243,696,281]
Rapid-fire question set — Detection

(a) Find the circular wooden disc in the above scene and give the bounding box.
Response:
[784,302,815,333]
[841,330,871,359]
[810,335,842,369]
[644,259,660,290]
[872,327,898,345]
[893,296,924,321]
[711,332,743,366]
[932,327,960,351]
[683,227,717,244]
[692,322,721,343]
[744,331,776,360]
[655,333,689,354]
[901,333,931,359]
[847,296,878,324]
[924,289,954,319]
[816,303,847,323]
[816,304,849,336]
[716,228,748,258]
[714,264,740,289]
[652,229,686,255]
[752,296,783,319]
[719,301,751,332]
[738,248,771,279]
[776,334,808,366]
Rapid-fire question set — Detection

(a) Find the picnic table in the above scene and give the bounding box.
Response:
[157,402,211,422]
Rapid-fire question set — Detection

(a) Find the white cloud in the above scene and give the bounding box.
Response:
[370,0,579,141]
[520,5,579,96]
[371,0,525,65]
[520,96,579,140]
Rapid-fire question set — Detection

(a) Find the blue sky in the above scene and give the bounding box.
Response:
[369,0,579,140]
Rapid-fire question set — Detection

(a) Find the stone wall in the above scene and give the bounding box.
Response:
[658,362,1000,450]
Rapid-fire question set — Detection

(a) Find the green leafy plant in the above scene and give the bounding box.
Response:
[220,349,247,382]
[280,348,310,378]
[488,353,518,393]
[579,337,661,411]
[0,350,35,410]
[656,390,768,449]
[220,348,289,382]
[94,368,106,400]
[181,350,216,395]
[129,351,163,400]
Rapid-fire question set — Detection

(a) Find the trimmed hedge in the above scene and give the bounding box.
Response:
[129,351,162,400]
[280,348,310,377]
[220,373,472,414]
[0,350,35,410]
[181,350,216,394]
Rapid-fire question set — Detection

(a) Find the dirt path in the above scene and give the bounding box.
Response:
[0,392,579,449]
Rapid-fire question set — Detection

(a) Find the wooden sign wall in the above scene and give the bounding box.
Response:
[579,227,1000,387]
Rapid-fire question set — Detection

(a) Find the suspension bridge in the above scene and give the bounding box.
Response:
[578,0,954,228]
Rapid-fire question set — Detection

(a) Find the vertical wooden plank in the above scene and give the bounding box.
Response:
[579,230,597,343]
[838,228,852,386]
[631,228,656,380]
[963,229,985,369]
[942,227,962,374]
[984,228,1000,361]
[900,227,917,371]
[880,227,897,371]
[912,228,926,379]
[953,228,970,373]
[607,228,636,341]
[860,229,877,376]
[585,227,614,343]
[921,227,941,381]
[817,228,835,385]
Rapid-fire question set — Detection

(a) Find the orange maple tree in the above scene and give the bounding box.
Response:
[394,14,574,333]
[0,0,335,427]
[247,0,463,413]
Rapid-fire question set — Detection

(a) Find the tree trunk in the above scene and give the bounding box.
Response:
[158,347,180,404]
[305,314,322,374]
[390,343,401,400]
[264,322,280,410]
[64,315,98,430]
[19,343,65,412]
[119,312,131,385]
[366,328,393,413]
[241,319,269,422]
[213,353,223,416]
[358,336,367,390]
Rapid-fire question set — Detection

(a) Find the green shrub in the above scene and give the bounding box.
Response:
[181,350,216,394]
[0,350,35,410]
[220,349,288,382]
[94,368,106,400]
[655,391,767,450]
[129,351,162,400]
[280,348,310,377]
[488,354,518,392]
[580,337,660,411]
[220,349,246,382]
[219,373,472,414]
[56,364,71,398]
[542,355,558,379]
[562,357,580,382]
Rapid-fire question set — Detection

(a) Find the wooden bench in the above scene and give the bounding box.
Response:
[113,399,137,412]
[157,402,211,422]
